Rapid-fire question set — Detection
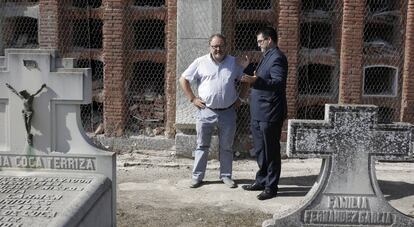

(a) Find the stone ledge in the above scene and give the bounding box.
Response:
[175,132,219,159]
[95,135,176,152]
[175,132,287,160]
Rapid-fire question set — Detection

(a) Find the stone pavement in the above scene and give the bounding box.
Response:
[116,150,414,227]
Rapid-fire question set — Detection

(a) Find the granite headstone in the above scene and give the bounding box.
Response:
[264,104,414,227]
[0,49,116,227]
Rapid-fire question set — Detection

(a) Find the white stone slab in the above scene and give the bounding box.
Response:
[0,49,116,227]
[0,171,111,227]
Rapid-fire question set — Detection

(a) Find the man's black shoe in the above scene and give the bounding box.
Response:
[242,183,265,191]
[257,189,277,200]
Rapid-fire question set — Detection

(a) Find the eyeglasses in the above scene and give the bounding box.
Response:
[210,45,225,49]
[257,38,268,44]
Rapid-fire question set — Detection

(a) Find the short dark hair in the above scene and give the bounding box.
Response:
[209,34,226,45]
[256,26,278,43]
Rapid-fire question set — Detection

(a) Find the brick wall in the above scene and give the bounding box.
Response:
[339,0,365,104]
[401,0,414,122]
[39,0,60,49]
[278,0,300,120]
[7,0,414,140]
[165,0,177,138]
[103,0,126,136]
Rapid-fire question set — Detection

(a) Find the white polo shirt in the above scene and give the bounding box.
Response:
[182,54,244,109]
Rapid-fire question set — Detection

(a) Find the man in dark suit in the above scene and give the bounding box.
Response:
[240,26,288,200]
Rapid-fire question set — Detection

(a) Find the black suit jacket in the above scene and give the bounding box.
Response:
[249,47,288,122]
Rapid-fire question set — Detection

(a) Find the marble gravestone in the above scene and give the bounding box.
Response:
[264,104,414,227]
[0,49,116,227]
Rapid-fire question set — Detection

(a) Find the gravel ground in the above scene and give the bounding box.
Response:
[116,150,414,227]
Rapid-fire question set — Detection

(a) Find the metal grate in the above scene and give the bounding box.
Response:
[297,0,341,121]
[297,105,325,120]
[3,17,38,49]
[0,0,409,153]
[126,61,165,135]
[363,0,406,123]
[302,0,335,11]
[236,0,271,10]
[77,59,104,133]
[72,19,103,49]
[235,22,271,51]
[72,0,101,8]
[364,66,397,96]
[298,64,334,96]
[300,22,333,49]
[134,0,165,7]
[133,20,165,50]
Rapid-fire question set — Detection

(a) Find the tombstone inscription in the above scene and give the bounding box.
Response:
[264,104,414,227]
[0,49,116,227]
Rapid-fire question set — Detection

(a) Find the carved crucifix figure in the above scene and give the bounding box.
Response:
[5,83,47,146]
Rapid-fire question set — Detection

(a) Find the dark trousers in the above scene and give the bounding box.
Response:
[251,119,283,192]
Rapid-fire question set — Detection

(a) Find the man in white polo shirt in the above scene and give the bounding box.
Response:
[179,34,249,188]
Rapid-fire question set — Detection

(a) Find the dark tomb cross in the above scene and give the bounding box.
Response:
[5,83,47,146]
[264,104,414,227]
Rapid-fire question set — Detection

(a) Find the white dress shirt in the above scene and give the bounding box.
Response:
[182,54,244,109]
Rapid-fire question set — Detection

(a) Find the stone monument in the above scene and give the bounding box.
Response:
[175,0,222,158]
[264,104,413,227]
[0,49,116,227]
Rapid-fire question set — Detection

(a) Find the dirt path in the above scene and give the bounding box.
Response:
[116,150,414,227]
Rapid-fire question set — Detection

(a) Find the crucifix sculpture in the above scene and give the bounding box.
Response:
[5,83,47,146]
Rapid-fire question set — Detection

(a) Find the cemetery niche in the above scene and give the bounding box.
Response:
[0,49,116,227]
[264,104,413,227]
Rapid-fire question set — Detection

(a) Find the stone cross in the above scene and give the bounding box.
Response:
[0,49,91,154]
[0,49,116,226]
[264,104,414,227]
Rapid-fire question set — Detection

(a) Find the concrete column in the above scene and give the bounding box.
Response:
[175,0,222,157]
[400,0,414,123]
[102,0,126,136]
[339,0,365,104]
[175,0,222,128]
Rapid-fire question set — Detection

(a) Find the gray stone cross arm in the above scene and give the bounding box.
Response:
[0,57,10,150]
[287,119,333,159]
[287,104,413,161]
[373,123,413,161]
[0,56,9,100]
